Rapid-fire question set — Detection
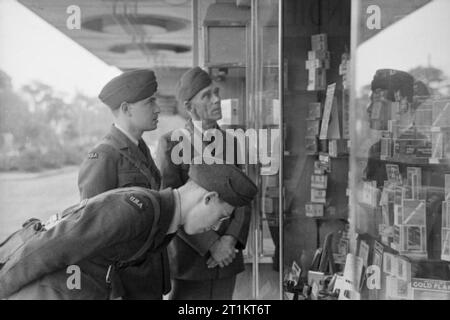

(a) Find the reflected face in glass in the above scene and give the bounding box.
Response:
[128,95,160,131]
[366,89,390,130]
[189,85,222,122]
[183,193,234,235]
[367,89,388,120]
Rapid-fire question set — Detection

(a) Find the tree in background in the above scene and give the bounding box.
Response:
[409,65,450,97]
[0,69,112,172]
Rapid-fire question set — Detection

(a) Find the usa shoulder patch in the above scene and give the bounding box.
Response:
[88,152,99,159]
[125,194,146,212]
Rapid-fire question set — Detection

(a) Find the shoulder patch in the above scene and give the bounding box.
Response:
[125,194,146,212]
[88,152,99,160]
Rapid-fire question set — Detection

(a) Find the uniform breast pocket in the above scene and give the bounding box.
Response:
[118,171,149,188]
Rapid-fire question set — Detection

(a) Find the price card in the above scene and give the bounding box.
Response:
[319,83,336,140]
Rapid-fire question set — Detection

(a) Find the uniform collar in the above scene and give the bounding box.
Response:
[109,125,150,165]
[152,188,177,248]
[114,123,139,146]
[185,119,220,134]
[166,189,181,234]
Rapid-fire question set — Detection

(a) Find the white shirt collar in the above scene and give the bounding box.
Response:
[114,123,139,146]
[167,189,182,235]
[192,120,203,133]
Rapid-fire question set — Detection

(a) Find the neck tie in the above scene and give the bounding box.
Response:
[139,139,161,188]
[138,140,148,161]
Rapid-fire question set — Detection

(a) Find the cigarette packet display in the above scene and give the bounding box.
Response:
[393,225,427,257]
[313,161,325,175]
[386,164,402,185]
[307,102,322,120]
[406,167,422,200]
[306,120,321,137]
[328,140,348,157]
[442,227,450,262]
[305,203,324,218]
[262,175,279,188]
[311,188,327,204]
[432,99,450,128]
[442,201,450,261]
[328,140,338,158]
[411,278,450,300]
[311,174,328,189]
[307,69,327,91]
[394,186,404,206]
[445,174,450,200]
[443,201,450,229]
[380,138,393,159]
[308,50,330,61]
[402,199,426,226]
[431,132,444,159]
[219,99,242,125]
[305,137,318,154]
[311,33,328,51]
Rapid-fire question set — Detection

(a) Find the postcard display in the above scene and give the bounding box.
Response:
[352,94,450,299]
[353,90,450,300]
[285,34,450,301]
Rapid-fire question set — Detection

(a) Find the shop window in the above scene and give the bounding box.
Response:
[349,0,450,300]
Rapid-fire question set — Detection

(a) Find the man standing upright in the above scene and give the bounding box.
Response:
[156,67,251,300]
[78,69,168,299]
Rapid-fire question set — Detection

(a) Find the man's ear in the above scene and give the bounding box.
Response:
[204,191,219,204]
[184,101,192,113]
[185,101,200,120]
[119,102,130,115]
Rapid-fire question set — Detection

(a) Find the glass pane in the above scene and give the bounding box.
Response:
[282,0,351,301]
[249,0,281,300]
[350,0,450,300]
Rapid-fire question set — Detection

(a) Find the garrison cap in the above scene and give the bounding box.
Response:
[371,69,414,103]
[176,67,212,103]
[188,162,258,207]
[99,69,158,110]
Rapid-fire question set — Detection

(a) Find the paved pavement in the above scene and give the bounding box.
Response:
[0,166,80,241]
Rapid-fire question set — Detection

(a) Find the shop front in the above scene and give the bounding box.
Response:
[196,0,450,300]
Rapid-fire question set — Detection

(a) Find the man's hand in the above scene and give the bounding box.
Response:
[207,235,238,268]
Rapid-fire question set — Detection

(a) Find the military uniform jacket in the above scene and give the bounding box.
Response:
[0,188,176,300]
[77,125,169,298]
[156,120,251,280]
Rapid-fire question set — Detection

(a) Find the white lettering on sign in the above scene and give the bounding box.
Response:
[366,5,381,30]
[66,5,81,30]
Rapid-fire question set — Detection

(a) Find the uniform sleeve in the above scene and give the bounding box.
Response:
[223,206,251,250]
[78,146,118,199]
[177,230,221,257]
[0,194,154,299]
[222,134,251,249]
[156,134,184,189]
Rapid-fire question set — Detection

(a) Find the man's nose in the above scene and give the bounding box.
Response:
[366,102,372,116]
[212,93,220,104]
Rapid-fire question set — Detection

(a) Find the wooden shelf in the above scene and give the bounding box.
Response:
[356,155,448,166]
[379,156,429,165]
[429,158,450,165]
[356,232,450,265]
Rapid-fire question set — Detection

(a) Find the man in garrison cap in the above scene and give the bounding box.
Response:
[77,69,166,299]
[0,163,258,300]
[156,67,251,300]
[365,68,423,182]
